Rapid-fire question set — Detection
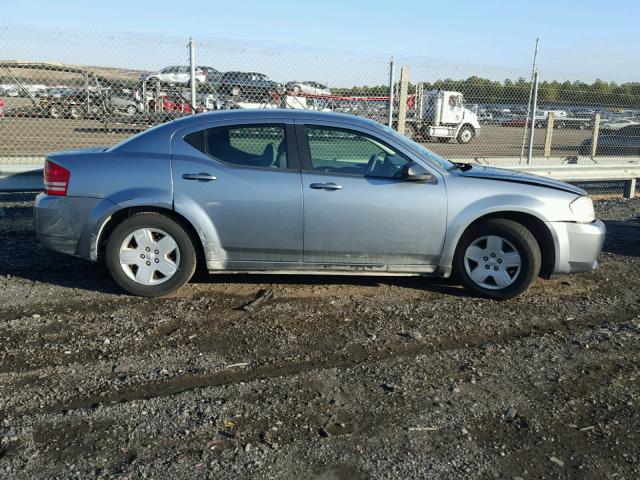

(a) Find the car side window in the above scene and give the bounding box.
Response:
[304,126,411,179]
[184,124,289,169]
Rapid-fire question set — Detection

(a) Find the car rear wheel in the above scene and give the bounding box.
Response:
[454,219,541,300]
[106,213,197,297]
[231,86,241,96]
[125,105,138,115]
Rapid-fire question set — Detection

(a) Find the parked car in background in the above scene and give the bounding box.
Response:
[600,118,639,132]
[148,94,192,114]
[1,84,20,97]
[199,66,224,86]
[38,88,103,119]
[34,110,604,300]
[109,93,143,115]
[140,66,206,85]
[37,87,77,99]
[579,124,640,156]
[537,109,568,119]
[478,112,494,123]
[218,71,283,101]
[285,81,331,96]
[196,92,223,111]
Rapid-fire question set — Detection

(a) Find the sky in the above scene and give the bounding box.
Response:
[1,0,639,85]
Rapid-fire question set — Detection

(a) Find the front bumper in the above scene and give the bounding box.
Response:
[547,219,606,274]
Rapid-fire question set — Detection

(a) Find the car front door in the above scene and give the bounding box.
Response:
[297,122,447,267]
[171,119,303,267]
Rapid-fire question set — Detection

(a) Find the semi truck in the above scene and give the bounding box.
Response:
[404,87,481,144]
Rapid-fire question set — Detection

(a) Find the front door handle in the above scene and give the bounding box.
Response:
[310,182,342,190]
[182,172,217,182]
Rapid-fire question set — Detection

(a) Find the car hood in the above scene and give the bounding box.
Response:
[457,165,586,195]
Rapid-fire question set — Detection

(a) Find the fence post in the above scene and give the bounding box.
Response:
[591,113,601,157]
[155,81,161,113]
[526,70,539,164]
[188,38,197,115]
[543,112,554,157]
[387,58,395,128]
[623,178,637,199]
[396,65,409,134]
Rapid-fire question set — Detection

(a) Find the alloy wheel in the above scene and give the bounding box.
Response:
[119,228,180,285]
[463,235,522,290]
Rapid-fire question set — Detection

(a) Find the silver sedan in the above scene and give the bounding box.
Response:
[34,110,605,299]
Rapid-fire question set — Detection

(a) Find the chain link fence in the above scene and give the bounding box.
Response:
[1,25,638,195]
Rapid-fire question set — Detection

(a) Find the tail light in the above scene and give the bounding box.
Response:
[44,160,70,196]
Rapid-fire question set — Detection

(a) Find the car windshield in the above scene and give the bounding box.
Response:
[373,122,456,171]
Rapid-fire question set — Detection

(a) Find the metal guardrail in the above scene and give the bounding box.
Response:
[0,164,44,192]
[1,156,638,197]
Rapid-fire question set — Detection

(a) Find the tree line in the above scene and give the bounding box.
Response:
[333,77,640,108]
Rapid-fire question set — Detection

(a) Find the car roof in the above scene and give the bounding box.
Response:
[110,110,383,153]
[169,109,380,127]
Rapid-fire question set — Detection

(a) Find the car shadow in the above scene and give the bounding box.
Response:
[189,271,468,297]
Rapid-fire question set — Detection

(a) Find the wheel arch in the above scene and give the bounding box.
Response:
[456,122,475,135]
[444,210,556,279]
[95,205,208,269]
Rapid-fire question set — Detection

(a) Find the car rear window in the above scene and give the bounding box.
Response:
[184,124,289,170]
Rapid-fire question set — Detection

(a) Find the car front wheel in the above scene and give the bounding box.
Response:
[454,219,541,300]
[106,213,197,297]
[457,125,475,144]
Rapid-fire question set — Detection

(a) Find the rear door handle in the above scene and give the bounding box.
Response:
[310,182,342,190]
[182,172,217,182]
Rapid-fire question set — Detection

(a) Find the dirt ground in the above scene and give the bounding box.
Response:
[0,113,591,159]
[0,193,639,479]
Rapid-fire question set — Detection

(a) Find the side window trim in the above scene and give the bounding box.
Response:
[181,122,300,172]
[295,120,443,178]
[296,123,413,179]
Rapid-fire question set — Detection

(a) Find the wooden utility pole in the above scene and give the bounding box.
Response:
[396,65,409,135]
[543,112,554,157]
[590,113,601,157]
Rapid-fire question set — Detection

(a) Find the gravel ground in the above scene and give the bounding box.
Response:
[0,193,639,479]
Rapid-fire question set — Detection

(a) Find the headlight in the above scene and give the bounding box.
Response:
[570,196,595,223]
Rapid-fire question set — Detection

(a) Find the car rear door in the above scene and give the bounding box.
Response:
[171,118,303,267]
[296,120,447,267]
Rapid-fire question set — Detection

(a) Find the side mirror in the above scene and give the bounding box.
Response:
[400,162,435,182]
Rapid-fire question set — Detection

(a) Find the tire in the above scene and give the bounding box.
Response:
[49,105,62,119]
[292,85,301,94]
[68,106,83,119]
[453,218,541,300]
[230,86,241,96]
[105,213,197,297]
[457,125,475,144]
[125,105,138,115]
